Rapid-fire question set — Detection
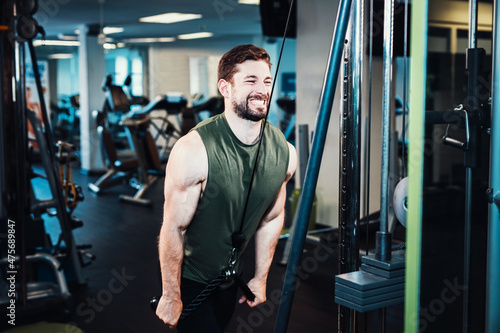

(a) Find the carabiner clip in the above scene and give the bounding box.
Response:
[224,248,238,279]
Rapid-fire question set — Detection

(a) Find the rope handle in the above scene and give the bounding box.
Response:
[150,271,255,319]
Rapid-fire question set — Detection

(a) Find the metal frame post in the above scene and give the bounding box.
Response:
[404,0,428,332]
[463,2,478,331]
[486,0,500,331]
[274,0,353,331]
[12,1,29,306]
[338,0,363,331]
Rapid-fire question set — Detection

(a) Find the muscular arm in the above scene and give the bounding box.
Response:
[240,142,297,307]
[156,132,207,328]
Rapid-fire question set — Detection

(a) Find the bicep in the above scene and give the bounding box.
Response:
[259,181,288,226]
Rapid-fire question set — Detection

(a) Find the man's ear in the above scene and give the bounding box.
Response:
[218,79,231,98]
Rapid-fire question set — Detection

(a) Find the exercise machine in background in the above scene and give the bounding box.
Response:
[0,0,92,320]
[277,96,296,144]
[100,74,184,160]
[181,94,224,134]
[88,75,186,206]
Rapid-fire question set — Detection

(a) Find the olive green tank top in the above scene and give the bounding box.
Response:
[181,113,289,285]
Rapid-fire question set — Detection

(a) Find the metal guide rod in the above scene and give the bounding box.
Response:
[377,0,395,262]
[486,0,500,331]
[402,0,409,178]
[351,0,362,266]
[364,0,375,256]
[273,0,353,331]
[404,0,428,332]
[469,0,478,49]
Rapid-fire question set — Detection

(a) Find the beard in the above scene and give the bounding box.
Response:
[233,94,268,122]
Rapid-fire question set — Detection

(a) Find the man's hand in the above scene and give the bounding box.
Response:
[238,277,267,307]
[156,295,183,329]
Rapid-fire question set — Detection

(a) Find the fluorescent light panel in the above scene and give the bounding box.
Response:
[57,34,78,41]
[103,27,124,34]
[123,37,175,43]
[48,53,74,59]
[103,43,117,49]
[177,32,213,40]
[238,0,260,4]
[139,12,202,24]
[33,40,80,46]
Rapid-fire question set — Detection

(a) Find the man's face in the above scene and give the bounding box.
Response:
[229,60,272,122]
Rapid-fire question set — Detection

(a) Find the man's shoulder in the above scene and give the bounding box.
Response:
[167,131,207,183]
[173,130,205,155]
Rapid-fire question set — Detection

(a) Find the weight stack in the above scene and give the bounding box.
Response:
[334,250,405,312]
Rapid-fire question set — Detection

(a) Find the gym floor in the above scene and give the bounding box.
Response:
[6,164,407,333]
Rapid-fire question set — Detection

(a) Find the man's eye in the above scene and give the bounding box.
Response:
[246,80,256,84]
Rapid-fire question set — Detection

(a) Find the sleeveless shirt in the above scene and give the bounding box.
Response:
[181,112,289,285]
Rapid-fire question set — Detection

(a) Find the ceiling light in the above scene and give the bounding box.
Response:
[103,27,124,34]
[139,12,202,24]
[123,37,176,43]
[103,43,116,49]
[238,0,260,4]
[33,40,80,47]
[48,53,74,59]
[58,34,78,41]
[177,32,213,40]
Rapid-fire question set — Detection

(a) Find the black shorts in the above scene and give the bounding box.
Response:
[177,278,239,333]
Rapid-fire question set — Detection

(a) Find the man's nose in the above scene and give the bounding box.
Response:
[255,81,270,96]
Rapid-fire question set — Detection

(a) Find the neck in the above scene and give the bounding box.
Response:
[224,110,263,145]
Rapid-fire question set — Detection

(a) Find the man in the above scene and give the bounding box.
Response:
[156,44,297,332]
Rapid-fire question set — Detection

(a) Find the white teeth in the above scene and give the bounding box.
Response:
[251,100,264,106]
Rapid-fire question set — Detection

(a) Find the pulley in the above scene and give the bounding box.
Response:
[393,177,408,228]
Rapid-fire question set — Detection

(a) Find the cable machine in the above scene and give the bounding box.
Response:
[335,0,407,331]
[275,0,498,332]
[1,0,92,319]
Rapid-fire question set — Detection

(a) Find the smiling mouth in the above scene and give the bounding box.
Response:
[249,99,265,107]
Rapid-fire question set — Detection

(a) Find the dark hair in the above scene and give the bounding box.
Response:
[218,44,272,83]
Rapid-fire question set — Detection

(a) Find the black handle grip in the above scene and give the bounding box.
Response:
[234,276,255,302]
[150,295,160,311]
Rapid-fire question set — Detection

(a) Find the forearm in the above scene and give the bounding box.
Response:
[238,213,284,306]
[254,212,284,281]
[158,223,185,299]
